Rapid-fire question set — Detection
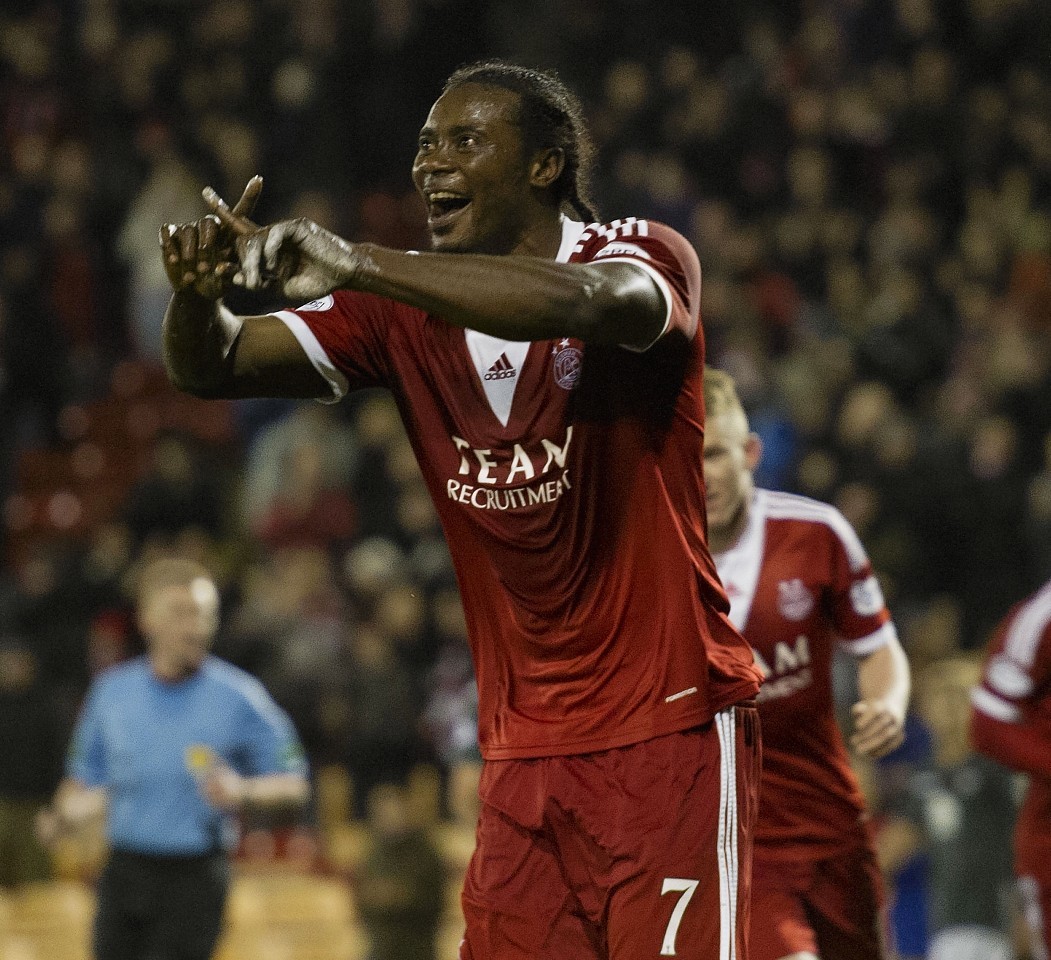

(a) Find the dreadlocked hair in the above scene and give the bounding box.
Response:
[444,60,599,224]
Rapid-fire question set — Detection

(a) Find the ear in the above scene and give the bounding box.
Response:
[530,147,565,189]
[745,432,763,472]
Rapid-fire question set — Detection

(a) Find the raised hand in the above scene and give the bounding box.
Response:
[203,187,366,302]
[160,176,264,299]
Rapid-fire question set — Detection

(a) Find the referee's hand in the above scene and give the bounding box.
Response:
[200,765,247,812]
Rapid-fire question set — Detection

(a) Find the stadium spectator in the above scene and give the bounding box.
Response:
[0,635,65,887]
[121,432,226,551]
[355,780,446,960]
[37,556,309,960]
[704,366,910,960]
[160,59,763,958]
[240,401,359,531]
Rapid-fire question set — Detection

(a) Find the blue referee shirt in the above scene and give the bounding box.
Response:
[67,655,307,856]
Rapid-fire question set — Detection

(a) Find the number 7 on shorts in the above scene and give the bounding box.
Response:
[660,878,699,956]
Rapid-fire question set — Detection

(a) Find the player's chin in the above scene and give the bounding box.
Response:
[428,229,472,253]
[706,509,732,536]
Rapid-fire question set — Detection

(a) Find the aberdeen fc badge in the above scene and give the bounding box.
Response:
[552,338,582,390]
[777,578,814,621]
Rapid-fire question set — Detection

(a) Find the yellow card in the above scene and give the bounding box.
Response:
[185,744,216,773]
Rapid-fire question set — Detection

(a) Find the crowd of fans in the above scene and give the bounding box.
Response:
[2,0,1050,955]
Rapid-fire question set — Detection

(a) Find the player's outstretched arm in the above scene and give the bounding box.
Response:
[160,177,330,400]
[851,636,911,758]
[206,187,667,350]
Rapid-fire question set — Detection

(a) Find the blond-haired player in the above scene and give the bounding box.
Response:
[704,368,910,960]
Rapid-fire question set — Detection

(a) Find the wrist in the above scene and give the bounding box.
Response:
[234,776,253,809]
[340,241,379,291]
[174,285,222,307]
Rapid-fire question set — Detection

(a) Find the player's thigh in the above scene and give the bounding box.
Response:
[808,844,887,960]
[461,802,601,960]
[748,861,817,960]
[606,707,761,960]
[1019,874,1051,960]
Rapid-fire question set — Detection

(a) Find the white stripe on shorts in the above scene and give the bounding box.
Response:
[716,707,738,960]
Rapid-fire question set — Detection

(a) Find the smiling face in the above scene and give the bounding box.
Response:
[703,409,762,553]
[412,83,555,255]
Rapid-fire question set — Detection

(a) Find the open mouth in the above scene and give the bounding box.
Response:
[427,192,471,228]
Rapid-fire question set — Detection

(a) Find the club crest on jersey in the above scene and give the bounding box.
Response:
[777,578,814,621]
[552,338,582,390]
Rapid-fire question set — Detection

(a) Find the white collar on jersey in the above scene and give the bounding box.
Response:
[555,215,588,263]
[711,489,768,632]
[465,216,589,426]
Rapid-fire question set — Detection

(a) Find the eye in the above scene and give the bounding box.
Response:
[458,134,478,149]
[417,136,433,153]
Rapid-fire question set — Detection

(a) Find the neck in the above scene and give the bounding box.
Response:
[150,656,201,683]
[708,501,751,555]
[511,210,564,258]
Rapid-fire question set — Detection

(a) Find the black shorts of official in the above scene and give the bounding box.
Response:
[93,848,230,960]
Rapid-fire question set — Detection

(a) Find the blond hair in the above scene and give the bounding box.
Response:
[135,556,215,609]
[703,367,748,425]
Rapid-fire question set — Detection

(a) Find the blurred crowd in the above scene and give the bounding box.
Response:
[1,0,1050,956]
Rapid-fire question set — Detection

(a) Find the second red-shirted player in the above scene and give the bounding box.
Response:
[703,368,911,960]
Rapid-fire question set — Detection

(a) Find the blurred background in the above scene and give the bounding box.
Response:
[0,0,1049,957]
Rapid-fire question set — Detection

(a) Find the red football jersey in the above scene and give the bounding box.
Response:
[713,489,895,857]
[276,217,761,760]
[972,580,1051,876]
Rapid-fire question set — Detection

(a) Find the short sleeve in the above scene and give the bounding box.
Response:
[274,290,394,401]
[973,590,1051,724]
[821,509,896,656]
[235,680,309,778]
[66,684,108,786]
[577,219,701,349]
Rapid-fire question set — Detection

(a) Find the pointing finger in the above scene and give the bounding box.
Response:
[203,186,256,237]
[231,175,263,220]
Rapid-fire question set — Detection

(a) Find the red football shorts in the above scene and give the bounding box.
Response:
[748,833,887,960]
[459,703,761,959]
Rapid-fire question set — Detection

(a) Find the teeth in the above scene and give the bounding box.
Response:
[429,192,465,201]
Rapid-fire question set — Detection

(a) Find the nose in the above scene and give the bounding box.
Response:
[413,141,455,178]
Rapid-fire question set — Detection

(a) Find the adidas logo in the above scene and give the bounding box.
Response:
[484,353,517,381]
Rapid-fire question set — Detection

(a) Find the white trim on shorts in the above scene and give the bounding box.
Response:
[716,706,739,960]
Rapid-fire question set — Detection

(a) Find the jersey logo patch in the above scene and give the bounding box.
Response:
[297,295,334,312]
[777,579,814,621]
[484,353,516,381]
[552,339,582,390]
[850,575,885,616]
